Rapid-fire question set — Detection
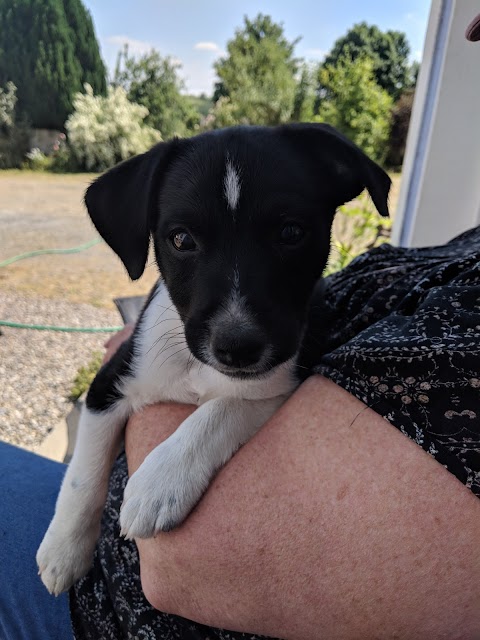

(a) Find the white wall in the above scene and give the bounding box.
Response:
[392,0,480,247]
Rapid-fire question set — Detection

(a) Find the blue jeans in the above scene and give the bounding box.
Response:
[0,442,74,639]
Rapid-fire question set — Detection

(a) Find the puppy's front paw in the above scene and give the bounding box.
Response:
[120,442,208,539]
[36,520,99,595]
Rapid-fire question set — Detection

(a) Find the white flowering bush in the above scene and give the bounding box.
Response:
[24,147,52,171]
[65,84,162,172]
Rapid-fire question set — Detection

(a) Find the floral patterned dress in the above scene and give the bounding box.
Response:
[71,226,480,639]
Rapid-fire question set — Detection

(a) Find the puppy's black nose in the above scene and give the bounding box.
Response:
[212,331,265,368]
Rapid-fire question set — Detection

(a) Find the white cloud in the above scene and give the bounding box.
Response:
[106,35,153,56]
[194,41,223,54]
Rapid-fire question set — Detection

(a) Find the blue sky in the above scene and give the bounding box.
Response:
[82,0,431,95]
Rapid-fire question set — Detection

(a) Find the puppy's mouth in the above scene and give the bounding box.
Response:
[212,363,273,379]
[196,342,277,379]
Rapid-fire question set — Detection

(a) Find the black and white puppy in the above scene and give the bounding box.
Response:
[37,123,390,595]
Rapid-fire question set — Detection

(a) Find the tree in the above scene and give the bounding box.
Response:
[291,63,316,122]
[0,0,106,130]
[185,94,213,119]
[63,0,107,94]
[113,47,200,139]
[212,14,300,126]
[315,55,392,164]
[320,22,411,100]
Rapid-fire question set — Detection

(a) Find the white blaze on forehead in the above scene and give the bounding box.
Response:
[223,158,241,211]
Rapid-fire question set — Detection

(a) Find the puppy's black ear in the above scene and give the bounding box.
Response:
[85,141,177,280]
[281,123,391,217]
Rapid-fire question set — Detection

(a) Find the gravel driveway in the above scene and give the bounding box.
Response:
[0,293,119,450]
[0,172,156,451]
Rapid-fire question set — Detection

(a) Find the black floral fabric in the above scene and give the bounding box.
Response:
[314,225,480,497]
[70,452,270,640]
[71,226,480,639]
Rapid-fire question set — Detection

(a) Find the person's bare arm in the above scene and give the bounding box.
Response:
[125,376,480,640]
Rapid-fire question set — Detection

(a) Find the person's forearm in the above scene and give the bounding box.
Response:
[126,376,480,640]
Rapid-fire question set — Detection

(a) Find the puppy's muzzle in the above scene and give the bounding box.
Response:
[211,325,266,370]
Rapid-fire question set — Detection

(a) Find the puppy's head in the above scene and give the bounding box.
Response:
[85,124,390,378]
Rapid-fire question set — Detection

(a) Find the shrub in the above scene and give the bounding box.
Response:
[23,147,53,171]
[65,84,162,172]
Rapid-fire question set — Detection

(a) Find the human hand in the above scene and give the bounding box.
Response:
[102,322,135,364]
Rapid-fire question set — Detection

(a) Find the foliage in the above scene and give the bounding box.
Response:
[325,193,392,275]
[49,143,76,172]
[0,0,106,130]
[315,55,392,164]
[409,60,420,87]
[320,22,411,101]
[62,0,107,94]
[204,96,245,129]
[0,80,17,127]
[65,84,162,172]
[185,93,213,119]
[0,82,30,168]
[386,89,415,169]
[70,351,102,401]
[113,46,200,139]
[291,64,316,122]
[211,14,300,126]
[23,147,53,171]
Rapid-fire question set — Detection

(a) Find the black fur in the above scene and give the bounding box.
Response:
[85,124,390,377]
[85,338,135,412]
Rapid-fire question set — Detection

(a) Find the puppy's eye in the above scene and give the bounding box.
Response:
[279,222,305,245]
[170,230,196,251]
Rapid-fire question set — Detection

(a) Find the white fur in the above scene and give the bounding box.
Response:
[36,404,128,595]
[37,281,296,593]
[223,158,241,211]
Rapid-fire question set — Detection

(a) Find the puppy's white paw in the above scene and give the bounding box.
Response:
[120,442,208,538]
[36,520,98,595]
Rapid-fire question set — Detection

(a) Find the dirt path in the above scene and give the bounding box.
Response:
[0,171,158,309]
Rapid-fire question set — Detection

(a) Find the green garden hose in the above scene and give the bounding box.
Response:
[0,238,122,333]
[0,238,101,267]
[0,320,122,332]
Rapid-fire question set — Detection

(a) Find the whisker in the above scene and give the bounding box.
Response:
[157,346,190,370]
